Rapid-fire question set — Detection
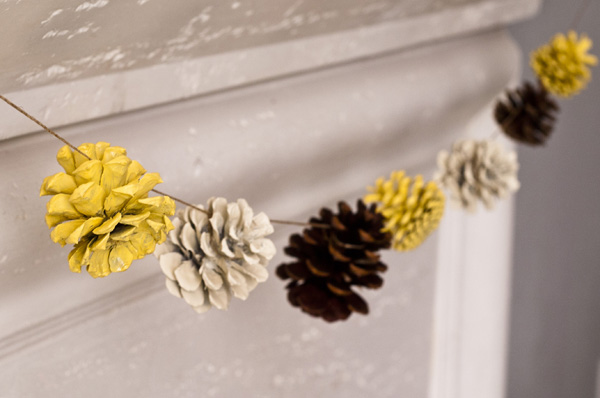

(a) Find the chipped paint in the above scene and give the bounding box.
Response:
[40,9,63,25]
[75,0,109,12]
[0,0,503,93]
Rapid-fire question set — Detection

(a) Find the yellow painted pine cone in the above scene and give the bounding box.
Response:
[40,142,175,278]
[531,31,598,97]
[364,171,445,251]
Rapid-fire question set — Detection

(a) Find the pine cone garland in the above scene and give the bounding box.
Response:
[435,140,520,212]
[155,197,276,313]
[276,200,391,322]
[40,142,175,278]
[494,81,559,146]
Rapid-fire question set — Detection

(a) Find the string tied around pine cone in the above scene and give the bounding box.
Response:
[494,81,559,146]
[276,200,392,323]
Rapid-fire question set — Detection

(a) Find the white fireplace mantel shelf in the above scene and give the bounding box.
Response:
[0,1,538,397]
[0,0,539,139]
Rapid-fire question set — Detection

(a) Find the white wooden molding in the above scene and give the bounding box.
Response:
[430,113,517,398]
[0,0,540,140]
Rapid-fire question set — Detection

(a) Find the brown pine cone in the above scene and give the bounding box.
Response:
[494,81,559,146]
[276,200,392,322]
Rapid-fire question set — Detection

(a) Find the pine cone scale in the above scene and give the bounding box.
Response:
[305,259,334,277]
[331,216,347,231]
[346,294,368,315]
[328,243,352,262]
[349,263,380,276]
[327,280,353,296]
[294,284,329,313]
[322,299,352,322]
[302,230,319,245]
[278,261,310,280]
[358,274,384,289]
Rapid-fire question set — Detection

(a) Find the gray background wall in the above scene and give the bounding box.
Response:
[508,0,600,397]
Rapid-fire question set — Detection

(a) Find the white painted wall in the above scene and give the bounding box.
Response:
[507,0,600,397]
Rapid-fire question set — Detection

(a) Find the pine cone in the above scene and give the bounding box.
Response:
[40,142,175,278]
[155,197,276,313]
[494,81,559,146]
[530,31,598,97]
[435,140,520,212]
[364,171,445,251]
[276,200,392,322]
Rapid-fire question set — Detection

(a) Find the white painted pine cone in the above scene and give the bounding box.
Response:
[435,139,520,212]
[154,197,276,313]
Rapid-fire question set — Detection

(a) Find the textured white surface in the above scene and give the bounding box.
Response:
[0,241,438,397]
[0,29,519,397]
[1,0,483,91]
[0,0,540,139]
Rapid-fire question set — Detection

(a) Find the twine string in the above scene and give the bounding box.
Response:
[0,94,90,158]
[0,95,326,229]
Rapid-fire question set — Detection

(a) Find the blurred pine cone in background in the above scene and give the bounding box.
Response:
[494,81,559,146]
[436,140,520,212]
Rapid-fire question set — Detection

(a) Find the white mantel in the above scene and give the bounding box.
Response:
[0,1,539,397]
[0,0,539,139]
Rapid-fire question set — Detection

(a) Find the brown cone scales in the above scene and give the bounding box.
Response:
[494,81,559,146]
[276,200,392,322]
